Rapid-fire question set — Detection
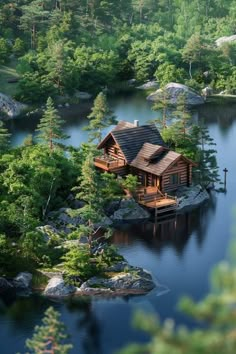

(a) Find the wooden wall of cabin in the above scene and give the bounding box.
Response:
[161,159,192,192]
[104,137,125,160]
[130,167,160,187]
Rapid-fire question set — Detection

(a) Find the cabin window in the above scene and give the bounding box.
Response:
[170,173,179,185]
[114,147,119,156]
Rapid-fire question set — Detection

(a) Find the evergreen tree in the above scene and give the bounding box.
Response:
[0,120,11,153]
[182,33,203,79]
[162,93,194,158]
[193,122,220,187]
[24,306,72,354]
[73,152,102,208]
[85,92,117,143]
[150,87,171,131]
[36,97,69,150]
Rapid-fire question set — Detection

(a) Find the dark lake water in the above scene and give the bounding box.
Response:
[1,92,236,354]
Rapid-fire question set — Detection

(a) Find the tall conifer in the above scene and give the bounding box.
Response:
[85,92,117,143]
[36,97,69,150]
[25,306,72,354]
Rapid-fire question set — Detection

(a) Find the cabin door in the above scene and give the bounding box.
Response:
[146,173,158,187]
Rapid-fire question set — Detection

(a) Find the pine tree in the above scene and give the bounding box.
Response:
[150,87,171,131]
[24,306,72,354]
[162,93,193,155]
[172,92,191,139]
[36,97,69,150]
[74,152,102,208]
[85,92,117,143]
[193,123,220,187]
[0,120,11,153]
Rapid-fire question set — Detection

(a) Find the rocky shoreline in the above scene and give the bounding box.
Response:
[42,261,155,297]
[0,261,156,298]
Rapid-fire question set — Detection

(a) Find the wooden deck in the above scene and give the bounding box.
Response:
[135,186,178,213]
[94,156,126,171]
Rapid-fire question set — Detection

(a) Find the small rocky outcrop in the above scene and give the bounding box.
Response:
[80,261,155,293]
[44,276,76,297]
[43,261,155,297]
[47,208,84,234]
[111,199,150,222]
[0,92,26,118]
[136,80,159,90]
[147,82,205,106]
[216,35,236,47]
[80,272,154,292]
[13,272,32,289]
[177,185,210,212]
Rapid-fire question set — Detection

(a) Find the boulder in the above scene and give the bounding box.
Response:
[136,80,159,90]
[147,82,205,106]
[80,267,154,292]
[202,87,213,97]
[105,261,130,273]
[94,216,113,228]
[0,92,26,118]
[47,208,84,234]
[111,199,150,222]
[177,185,210,212]
[13,272,32,289]
[215,35,236,47]
[0,277,13,293]
[44,276,76,297]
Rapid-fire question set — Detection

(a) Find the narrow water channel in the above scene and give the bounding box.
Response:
[1,92,236,354]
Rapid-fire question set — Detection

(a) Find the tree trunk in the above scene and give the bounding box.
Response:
[189,61,192,79]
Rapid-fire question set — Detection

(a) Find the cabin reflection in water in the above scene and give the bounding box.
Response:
[112,207,211,257]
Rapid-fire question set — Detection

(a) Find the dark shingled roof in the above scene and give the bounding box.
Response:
[134,143,167,161]
[131,148,182,176]
[111,124,165,163]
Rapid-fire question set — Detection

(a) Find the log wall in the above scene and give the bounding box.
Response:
[105,137,125,160]
[161,160,192,192]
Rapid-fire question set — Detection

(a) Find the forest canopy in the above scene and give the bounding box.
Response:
[1,0,236,102]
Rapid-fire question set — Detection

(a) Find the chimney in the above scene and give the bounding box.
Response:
[134,119,139,127]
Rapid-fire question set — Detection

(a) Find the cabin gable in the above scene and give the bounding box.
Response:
[160,156,192,192]
[102,135,126,160]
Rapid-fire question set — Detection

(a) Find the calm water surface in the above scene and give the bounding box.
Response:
[1,92,236,354]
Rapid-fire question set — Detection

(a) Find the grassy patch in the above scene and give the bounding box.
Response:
[0,60,19,97]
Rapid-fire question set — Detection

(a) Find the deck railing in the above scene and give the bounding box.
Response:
[94,157,126,169]
[136,187,177,204]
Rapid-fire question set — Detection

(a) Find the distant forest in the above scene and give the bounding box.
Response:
[1,0,236,102]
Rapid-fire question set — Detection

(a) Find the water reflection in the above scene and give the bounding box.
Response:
[197,103,236,135]
[113,194,217,258]
[65,297,102,354]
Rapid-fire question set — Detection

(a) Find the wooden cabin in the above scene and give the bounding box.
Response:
[94,121,195,212]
